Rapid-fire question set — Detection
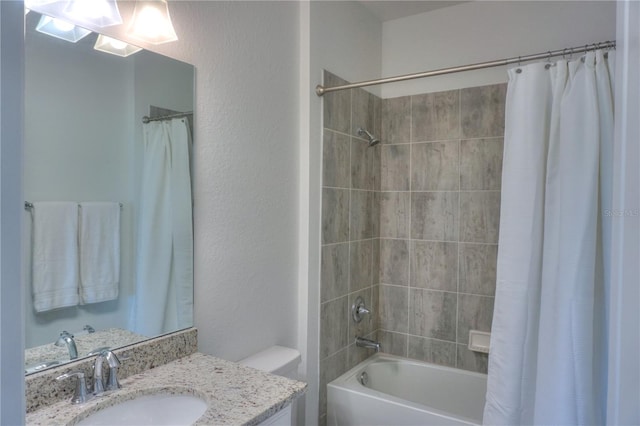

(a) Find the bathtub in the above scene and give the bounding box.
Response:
[327,353,487,426]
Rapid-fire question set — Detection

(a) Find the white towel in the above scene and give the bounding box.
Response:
[31,202,80,312]
[78,202,121,304]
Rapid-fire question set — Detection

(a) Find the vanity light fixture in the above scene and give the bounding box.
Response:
[24,0,61,8]
[128,0,178,44]
[63,0,123,28]
[94,34,143,57]
[35,15,91,43]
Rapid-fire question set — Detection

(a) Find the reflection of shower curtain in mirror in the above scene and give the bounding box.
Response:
[134,118,193,336]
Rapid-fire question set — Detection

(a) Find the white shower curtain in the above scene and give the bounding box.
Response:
[134,117,193,336]
[484,50,614,425]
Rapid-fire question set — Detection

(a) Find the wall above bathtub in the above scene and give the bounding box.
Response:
[380,1,616,97]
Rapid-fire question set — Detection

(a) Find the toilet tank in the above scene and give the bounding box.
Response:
[239,345,301,379]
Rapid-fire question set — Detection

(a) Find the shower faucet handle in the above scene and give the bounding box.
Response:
[352,296,370,323]
[357,305,370,315]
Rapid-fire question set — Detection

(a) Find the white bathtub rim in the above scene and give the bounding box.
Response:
[328,352,487,425]
[332,352,488,385]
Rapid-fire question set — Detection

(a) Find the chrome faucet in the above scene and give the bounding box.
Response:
[93,349,122,395]
[55,331,78,360]
[355,336,381,352]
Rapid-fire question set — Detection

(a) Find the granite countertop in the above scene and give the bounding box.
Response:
[26,352,307,426]
[25,328,147,370]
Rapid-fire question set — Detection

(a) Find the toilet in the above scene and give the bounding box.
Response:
[239,346,302,425]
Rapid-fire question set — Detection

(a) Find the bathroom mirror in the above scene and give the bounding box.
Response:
[23,12,195,375]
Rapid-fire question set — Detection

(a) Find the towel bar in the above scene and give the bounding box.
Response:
[24,202,123,211]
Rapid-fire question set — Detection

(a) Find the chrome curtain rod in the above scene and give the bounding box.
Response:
[315,40,616,96]
[142,111,193,124]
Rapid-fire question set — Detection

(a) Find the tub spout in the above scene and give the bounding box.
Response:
[355,336,381,352]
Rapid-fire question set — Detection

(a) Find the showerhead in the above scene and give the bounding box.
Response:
[357,127,381,147]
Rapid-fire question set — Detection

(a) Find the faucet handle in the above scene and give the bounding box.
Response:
[93,350,121,394]
[54,331,72,344]
[351,296,371,323]
[100,349,122,368]
[56,371,93,404]
[87,346,111,356]
[105,352,128,391]
[358,306,371,315]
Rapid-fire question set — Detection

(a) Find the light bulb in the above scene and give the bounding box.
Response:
[108,38,127,50]
[94,34,143,57]
[68,0,111,20]
[52,18,75,32]
[36,15,92,42]
[63,0,123,28]
[128,0,178,44]
[135,6,163,39]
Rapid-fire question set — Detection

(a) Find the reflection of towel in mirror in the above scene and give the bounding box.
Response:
[31,202,80,312]
[79,202,120,304]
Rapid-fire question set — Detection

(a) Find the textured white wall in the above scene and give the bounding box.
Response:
[310,1,383,96]
[152,2,302,362]
[381,1,617,98]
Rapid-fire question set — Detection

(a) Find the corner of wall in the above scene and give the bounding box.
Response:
[0,1,26,424]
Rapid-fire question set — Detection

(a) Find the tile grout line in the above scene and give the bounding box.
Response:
[456,88,462,368]
[378,328,460,345]
[406,94,413,357]
[346,88,353,360]
[377,189,501,193]
[324,185,379,193]
[371,97,385,342]
[319,76,328,423]
[374,93,381,346]
[376,236,499,245]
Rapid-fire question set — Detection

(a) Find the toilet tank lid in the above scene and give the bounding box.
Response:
[239,345,301,373]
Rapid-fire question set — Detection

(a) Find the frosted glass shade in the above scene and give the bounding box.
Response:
[128,0,178,44]
[94,34,143,57]
[35,15,91,43]
[63,0,123,28]
[24,0,62,8]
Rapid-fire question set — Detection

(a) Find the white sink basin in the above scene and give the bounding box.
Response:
[76,393,208,426]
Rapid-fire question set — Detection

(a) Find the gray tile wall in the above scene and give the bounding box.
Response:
[378,83,506,374]
[319,71,381,424]
[319,74,505,424]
